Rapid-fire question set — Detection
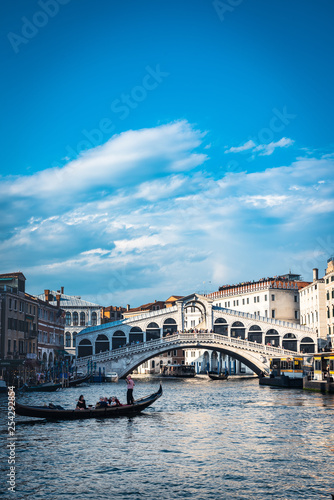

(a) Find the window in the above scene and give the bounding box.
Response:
[247,298,249,304]
[80,312,86,326]
[327,292,330,300]
[265,310,268,317]
[271,294,275,301]
[254,297,257,303]
[73,312,79,326]
[14,300,17,310]
[294,295,298,302]
[65,312,71,326]
[257,296,260,303]
[8,339,11,353]
[294,310,299,320]
[271,310,275,319]
[265,295,267,301]
[9,298,12,310]
[13,340,17,352]
[91,312,97,326]
[242,299,245,305]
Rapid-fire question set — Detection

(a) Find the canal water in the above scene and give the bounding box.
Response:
[1,377,333,500]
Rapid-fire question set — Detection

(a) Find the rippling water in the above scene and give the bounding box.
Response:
[1,377,333,500]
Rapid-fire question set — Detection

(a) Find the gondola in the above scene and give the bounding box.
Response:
[207,371,228,381]
[15,385,163,420]
[18,381,62,392]
[67,374,91,387]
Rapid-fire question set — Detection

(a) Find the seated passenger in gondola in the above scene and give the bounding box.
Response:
[96,397,109,408]
[108,396,122,407]
[76,395,87,410]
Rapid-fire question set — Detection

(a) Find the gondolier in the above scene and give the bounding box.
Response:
[126,375,135,405]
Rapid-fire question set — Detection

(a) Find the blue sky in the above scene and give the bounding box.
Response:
[1,0,333,306]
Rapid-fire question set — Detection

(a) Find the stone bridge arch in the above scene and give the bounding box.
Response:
[84,337,271,379]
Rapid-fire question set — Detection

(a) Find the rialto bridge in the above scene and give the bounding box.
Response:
[75,294,317,378]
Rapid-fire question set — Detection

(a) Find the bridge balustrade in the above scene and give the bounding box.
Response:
[76,332,299,367]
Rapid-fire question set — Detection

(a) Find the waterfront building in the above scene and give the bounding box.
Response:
[325,257,334,346]
[122,300,166,319]
[208,273,310,322]
[35,296,65,371]
[37,288,102,357]
[299,268,326,340]
[0,272,65,385]
[101,305,128,324]
[0,273,38,384]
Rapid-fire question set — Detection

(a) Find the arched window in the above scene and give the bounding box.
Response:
[214,318,228,336]
[65,312,71,326]
[73,312,79,326]
[129,327,143,344]
[282,333,297,351]
[300,337,315,353]
[163,318,177,337]
[146,322,160,342]
[65,332,71,348]
[112,331,126,350]
[95,334,109,353]
[80,312,86,326]
[265,329,280,347]
[248,325,262,344]
[49,352,53,366]
[231,321,245,339]
[78,339,93,358]
[91,312,97,326]
[72,332,77,348]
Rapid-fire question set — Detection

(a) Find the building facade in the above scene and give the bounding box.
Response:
[299,268,326,340]
[0,273,38,384]
[325,258,334,346]
[208,274,309,322]
[38,288,102,357]
[0,272,65,385]
[36,297,65,370]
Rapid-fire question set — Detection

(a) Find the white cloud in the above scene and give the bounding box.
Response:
[0,120,333,306]
[253,137,294,156]
[224,140,256,154]
[0,120,206,201]
[225,137,294,156]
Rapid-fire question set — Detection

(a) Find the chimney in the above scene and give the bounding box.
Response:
[56,294,61,307]
[61,286,64,294]
[126,304,130,311]
[313,268,318,282]
[44,289,50,303]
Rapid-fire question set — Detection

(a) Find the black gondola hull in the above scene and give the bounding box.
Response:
[15,385,162,420]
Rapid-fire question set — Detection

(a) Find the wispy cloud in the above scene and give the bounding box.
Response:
[224,140,256,154]
[225,137,294,156]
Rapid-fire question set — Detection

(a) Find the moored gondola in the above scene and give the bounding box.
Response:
[68,374,91,387]
[207,371,228,380]
[15,385,163,420]
[18,381,62,392]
